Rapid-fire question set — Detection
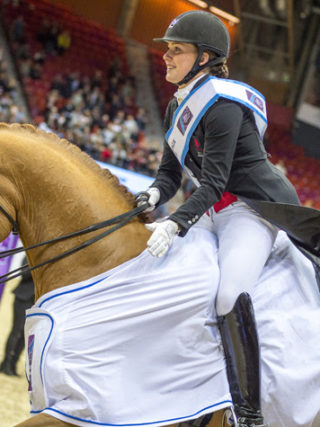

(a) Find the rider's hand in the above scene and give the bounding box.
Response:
[135,188,160,213]
[145,219,179,258]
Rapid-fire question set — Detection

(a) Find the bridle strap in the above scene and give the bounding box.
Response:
[0,205,19,234]
[0,203,149,283]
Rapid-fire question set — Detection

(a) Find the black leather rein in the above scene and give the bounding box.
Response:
[0,203,149,283]
[0,205,19,234]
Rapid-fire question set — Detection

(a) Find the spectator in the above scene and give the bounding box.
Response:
[36,18,51,45]
[50,74,66,95]
[11,14,25,44]
[7,76,18,98]
[124,113,139,140]
[33,49,46,65]
[0,256,34,376]
[57,29,71,55]
[19,57,32,77]
[67,72,81,94]
[135,107,148,131]
[91,70,103,89]
[71,88,84,108]
[101,120,116,146]
[100,145,113,163]
[87,87,103,110]
[44,21,60,55]
[8,103,24,122]
[29,61,42,80]
[14,41,30,60]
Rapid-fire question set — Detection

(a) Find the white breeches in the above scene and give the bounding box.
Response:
[208,200,279,316]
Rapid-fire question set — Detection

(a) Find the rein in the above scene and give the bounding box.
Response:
[0,203,149,283]
[0,205,19,234]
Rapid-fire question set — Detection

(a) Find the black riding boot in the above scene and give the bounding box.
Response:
[0,298,26,376]
[217,292,267,427]
[0,354,18,375]
[0,332,24,376]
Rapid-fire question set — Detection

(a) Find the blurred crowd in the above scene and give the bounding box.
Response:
[0,47,26,123]
[3,1,162,177]
[35,67,160,177]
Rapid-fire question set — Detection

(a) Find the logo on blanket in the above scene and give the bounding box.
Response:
[245,89,264,112]
[177,106,193,135]
[27,334,35,391]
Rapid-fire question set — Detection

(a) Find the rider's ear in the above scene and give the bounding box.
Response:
[199,52,210,66]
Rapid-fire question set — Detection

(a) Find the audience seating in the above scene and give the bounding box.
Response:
[149,47,175,116]
[2,0,128,117]
[268,125,320,208]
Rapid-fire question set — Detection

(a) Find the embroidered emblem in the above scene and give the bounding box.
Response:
[27,334,35,391]
[245,89,264,112]
[177,106,193,135]
[168,18,178,28]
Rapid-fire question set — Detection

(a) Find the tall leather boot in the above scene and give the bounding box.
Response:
[0,354,18,376]
[0,320,25,376]
[217,292,267,427]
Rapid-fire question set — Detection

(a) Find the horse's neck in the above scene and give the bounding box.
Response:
[2,134,150,300]
[24,216,150,301]
[25,182,149,300]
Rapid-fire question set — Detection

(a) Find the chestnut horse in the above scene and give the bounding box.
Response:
[0,124,230,427]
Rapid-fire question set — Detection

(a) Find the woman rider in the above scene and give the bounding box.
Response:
[136,10,320,427]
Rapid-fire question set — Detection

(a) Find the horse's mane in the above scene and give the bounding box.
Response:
[0,122,137,208]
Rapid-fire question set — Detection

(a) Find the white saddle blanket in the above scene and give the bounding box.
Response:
[25,226,320,427]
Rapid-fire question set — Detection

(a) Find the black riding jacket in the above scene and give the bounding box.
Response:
[151,75,320,282]
[151,75,299,234]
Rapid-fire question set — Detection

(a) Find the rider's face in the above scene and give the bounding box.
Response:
[163,42,198,87]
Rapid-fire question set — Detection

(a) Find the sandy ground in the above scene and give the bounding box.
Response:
[0,279,31,427]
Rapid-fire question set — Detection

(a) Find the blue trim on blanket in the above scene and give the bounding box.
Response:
[38,276,108,308]
[25,313,54,386]
[30,400,233,425]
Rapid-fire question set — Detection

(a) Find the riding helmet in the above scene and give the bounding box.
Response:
[154,10,230,61]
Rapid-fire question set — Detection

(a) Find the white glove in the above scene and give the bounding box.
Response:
[136,187,160,212]
[145,219,179,258]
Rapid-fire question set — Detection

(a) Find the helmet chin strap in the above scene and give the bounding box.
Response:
[177,47,225,86]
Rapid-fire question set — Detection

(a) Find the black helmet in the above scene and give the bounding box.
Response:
[154,10,230,85]
[154,10,230,58]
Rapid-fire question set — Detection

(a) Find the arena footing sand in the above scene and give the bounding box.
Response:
[0,279,30,427]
